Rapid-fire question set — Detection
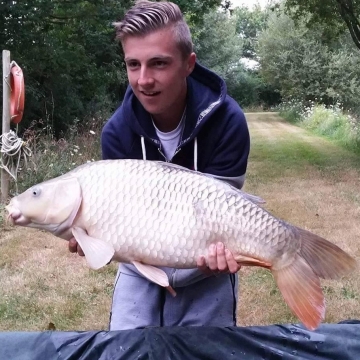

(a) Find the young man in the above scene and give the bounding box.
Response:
[70,0,250,330]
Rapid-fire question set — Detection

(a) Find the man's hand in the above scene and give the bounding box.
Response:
[68,238,85,256]
[197,242,241,275]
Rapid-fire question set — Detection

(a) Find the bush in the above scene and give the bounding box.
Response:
[279,100,360,153]
[226,69,280,109]
[277,98,305,123]
[303,104,360,150]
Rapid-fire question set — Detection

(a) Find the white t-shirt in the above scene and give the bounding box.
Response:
[152,111,186,161]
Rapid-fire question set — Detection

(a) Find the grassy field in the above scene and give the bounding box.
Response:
[238,112,360,326]
[0,112,359,331]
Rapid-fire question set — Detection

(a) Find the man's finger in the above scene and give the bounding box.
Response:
[197,255,206,269]
[68,238,78,253]
[197,255,214,275]
[216,242,228,272]
[225,249,241,273]
[207,244,218,271]
[69,238,85,257]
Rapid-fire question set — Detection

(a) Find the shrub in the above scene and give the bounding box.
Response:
[279,100,360,153]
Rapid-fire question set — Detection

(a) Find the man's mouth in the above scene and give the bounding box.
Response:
[141,91,161,97]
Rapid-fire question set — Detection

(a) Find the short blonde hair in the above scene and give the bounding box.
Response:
[113,0,193,58]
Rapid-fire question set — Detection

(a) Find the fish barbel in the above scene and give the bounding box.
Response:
[5,159,356,330]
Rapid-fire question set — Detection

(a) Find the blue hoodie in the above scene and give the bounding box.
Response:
[101,62,250,189]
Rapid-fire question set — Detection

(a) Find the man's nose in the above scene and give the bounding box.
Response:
[137,67,155,87]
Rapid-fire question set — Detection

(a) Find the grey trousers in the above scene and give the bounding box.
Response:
[109,264,238,330]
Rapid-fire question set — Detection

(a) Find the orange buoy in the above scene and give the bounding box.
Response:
[10,62,25,124]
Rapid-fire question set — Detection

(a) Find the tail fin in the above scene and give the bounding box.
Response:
[297,227,357,279]
[272,227,356,330]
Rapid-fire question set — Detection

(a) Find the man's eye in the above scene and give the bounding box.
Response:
[127,62,139,68]
[154,61,166,68]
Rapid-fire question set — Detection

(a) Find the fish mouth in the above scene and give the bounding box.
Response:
[5,204,30,226]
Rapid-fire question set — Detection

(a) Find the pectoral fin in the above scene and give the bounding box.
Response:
[131,261,177,297]
[72,227,115,270]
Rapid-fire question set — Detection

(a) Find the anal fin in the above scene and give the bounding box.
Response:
[132,261,177,297]
[234,254,271,268]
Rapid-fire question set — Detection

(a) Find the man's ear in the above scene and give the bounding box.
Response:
[186,52,196,75]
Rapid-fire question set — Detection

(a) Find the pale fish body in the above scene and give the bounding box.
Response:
[6,159,356,330]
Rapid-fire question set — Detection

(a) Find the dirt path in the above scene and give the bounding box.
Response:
[0,112,359,330]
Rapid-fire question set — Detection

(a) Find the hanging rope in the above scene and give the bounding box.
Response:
[0,127,32,184]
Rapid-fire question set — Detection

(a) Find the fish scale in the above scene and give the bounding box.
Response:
[5,158,357,330]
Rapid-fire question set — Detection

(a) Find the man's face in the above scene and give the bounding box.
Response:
[122,27,196,118]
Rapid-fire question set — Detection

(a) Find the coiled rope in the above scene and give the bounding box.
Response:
[0,127,32,183]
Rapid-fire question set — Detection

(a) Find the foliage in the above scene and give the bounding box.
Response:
[12,117,103,196]
[277,98,304,123]
[279,100,360,152]
[226,70,263,107]
[226,70,280,108]
[257,9,360,114]
[191,10,243,79]
[302,104,360,151]
[1,0,130,136]
[282,0,360,50]
[192,8,278,108]
[232,4,269,59]
[0,0,224,137]
[191,10,249,106]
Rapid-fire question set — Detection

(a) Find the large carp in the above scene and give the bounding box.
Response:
[5,159,356,330]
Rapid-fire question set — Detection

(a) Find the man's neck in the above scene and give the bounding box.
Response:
[152,105,186,133]
[152,84,187,133]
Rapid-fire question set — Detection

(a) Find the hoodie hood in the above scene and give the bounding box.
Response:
[121,61,227,147]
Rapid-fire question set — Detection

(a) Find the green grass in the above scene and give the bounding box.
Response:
[248,138,357,192]
[247,116,360,188]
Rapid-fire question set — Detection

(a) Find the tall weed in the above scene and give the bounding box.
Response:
[278,98,304,123]
[279,100,360,153]
[9,117,105,196]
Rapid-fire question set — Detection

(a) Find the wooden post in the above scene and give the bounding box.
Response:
[2,50,11,204]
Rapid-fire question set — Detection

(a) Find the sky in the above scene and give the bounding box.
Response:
[229,0,272,9]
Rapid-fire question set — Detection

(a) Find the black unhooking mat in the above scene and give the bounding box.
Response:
[1,320,359,360]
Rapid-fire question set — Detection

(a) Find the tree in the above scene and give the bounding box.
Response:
[1,0,131,135]
[0,0,224,136]
[282,0,360,51]
[191,10,243,78]
[192,9,273,107]
[232,5,268,59]
[257,10,360,110]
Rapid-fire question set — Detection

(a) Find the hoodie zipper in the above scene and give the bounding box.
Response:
[158,146,182,162]
[157,147,167,161]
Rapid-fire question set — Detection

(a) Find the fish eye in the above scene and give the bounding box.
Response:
[31,187,41,197]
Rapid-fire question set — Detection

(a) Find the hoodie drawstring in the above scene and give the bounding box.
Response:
[194,137,198,172]
[141,136,147,160]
